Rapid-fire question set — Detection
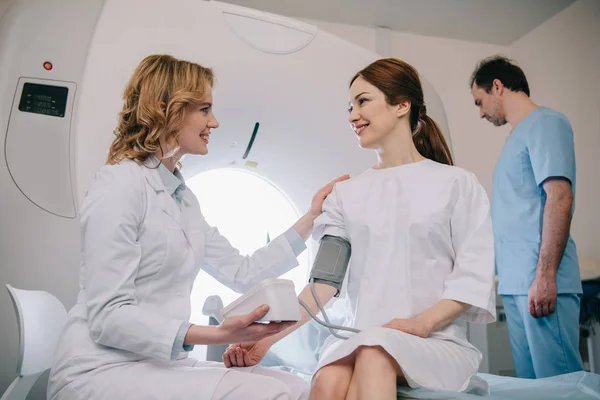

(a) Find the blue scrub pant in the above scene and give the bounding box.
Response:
[501,294,584,378]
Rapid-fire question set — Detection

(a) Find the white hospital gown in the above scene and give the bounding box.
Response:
[313,159,496,392]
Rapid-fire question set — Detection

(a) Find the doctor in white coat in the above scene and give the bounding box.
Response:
[47,54,347,400]
[224,58,496,399]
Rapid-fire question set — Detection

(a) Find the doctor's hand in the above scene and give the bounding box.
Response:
[222,340,270,368]
[294,175,351,240]
[383,318,431,338]
[528,273,557,318]
[307,174,350,219]
[216,305,295,344]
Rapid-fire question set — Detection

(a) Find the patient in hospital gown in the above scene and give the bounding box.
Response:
[224,58,496,398]
[313,157,495,392]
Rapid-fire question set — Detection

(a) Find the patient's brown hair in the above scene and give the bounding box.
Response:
[351,58,453,165]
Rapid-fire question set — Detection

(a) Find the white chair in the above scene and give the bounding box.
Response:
[1,285,67,400]
[202,295,229,362]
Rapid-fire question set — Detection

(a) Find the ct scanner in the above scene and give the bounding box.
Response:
[0,0,453,395]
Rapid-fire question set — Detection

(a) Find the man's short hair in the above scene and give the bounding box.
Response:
[470,55,530,97]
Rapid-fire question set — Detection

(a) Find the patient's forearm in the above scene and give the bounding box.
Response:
[416,299,470,333]
[262,282,337,347]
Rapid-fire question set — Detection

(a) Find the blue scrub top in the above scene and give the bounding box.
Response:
[492,106,582,295]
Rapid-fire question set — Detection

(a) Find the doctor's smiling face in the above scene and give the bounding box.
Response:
[107,55,217,171]
[348,76,409,150]
[175,90,219,157]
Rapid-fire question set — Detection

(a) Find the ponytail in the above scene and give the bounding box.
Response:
[413,114,454,166]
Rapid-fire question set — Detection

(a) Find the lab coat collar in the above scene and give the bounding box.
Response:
[140,157,166,193]
[139,158,193,247]
[152,156,187,200]
[142,156,187,201]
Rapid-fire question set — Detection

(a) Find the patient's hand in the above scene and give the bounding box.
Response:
[222,340,270,368]
[382,318,431,338]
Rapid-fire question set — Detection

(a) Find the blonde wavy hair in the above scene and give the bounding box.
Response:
[107,54,214,165]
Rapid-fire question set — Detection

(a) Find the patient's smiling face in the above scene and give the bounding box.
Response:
[348,77,406,150]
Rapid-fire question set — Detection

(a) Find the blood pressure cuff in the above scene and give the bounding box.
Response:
[309,235,351,297]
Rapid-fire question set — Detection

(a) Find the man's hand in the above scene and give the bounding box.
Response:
[528,273,558,318]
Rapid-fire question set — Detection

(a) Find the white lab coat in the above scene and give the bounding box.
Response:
[47,159,306,400]
[313,159,496,392]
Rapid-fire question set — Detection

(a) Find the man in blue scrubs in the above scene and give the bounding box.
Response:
[469,56,583,378]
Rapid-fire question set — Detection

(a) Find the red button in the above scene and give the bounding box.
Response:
[43,61,53,71]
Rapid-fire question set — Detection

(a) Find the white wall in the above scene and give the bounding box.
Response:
[510,0,600,262]
[303,18,509,195]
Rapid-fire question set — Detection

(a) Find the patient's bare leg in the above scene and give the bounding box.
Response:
[349,345,402,400]
[344,369,359,400]
[309,352,355,400]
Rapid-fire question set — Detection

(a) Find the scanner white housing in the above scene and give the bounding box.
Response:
[221,279,301,322]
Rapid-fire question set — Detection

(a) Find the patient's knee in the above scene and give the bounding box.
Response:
[355,345,399,373]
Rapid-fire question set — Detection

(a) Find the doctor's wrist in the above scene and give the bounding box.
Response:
[293,214,316,241]
[306,208,321,220]
[184,325,221,346]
